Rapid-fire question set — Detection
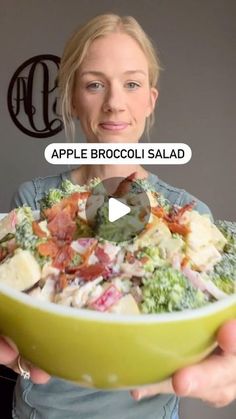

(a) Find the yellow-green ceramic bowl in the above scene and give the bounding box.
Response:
[0,282,236,389]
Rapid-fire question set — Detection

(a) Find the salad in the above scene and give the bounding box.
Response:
[0,176,235,315]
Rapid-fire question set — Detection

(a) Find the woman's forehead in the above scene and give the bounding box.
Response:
[79,33,149,74]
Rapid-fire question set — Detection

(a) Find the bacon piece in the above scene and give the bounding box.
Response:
[165,202,195,223]
[66,264,81,274]
[44,192,90,221]
[139,256,149,264]
[67,239,99,273]
[181,256,189,268]
[82,240,98,265]
[63,192,90,219]
[53,245,74,270]
[75,263,109,281]
[151,206,166,218]
[167,222,190,236]
[37,240,59,258]
[113,172,138,197]
[32,221,47,238]
[58,273,69,291]
[47,209,77,241]
[175,202,195,219]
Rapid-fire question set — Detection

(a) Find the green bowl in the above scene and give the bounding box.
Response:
[0,282,236,389]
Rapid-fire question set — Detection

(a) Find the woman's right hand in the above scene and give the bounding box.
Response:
[0,336,51,384]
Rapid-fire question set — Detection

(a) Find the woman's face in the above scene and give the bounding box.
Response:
[72,32,158,143]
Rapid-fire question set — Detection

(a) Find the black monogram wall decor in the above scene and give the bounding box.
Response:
[7,54,63,138]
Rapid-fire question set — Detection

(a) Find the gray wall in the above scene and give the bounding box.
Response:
[1,1,236,417]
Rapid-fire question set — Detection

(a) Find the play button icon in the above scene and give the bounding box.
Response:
[108,198,130,222]
[85,175,151,243]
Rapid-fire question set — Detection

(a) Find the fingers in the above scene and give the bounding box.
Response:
[217,319,236,353]
[172,319,236,399]
[30,366,51,384]
[131,351,236,406]
[0,336,19,365]
[173,353,236,398]
[10,356,51,384]
[130,378,174,401]
[0,336,51,384]
[130,320,236,405]
[12,356,31,378]
[201,385,236,408]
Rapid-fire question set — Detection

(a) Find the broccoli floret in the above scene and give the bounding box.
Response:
[16,206,34,222]
[61,178,104,196]
[215,220,236,254]
[141,267,208,313]
[211,276,235,294]
[39,179,92,211]
[209,252,236,294]
[39,188,65,210]
[209,220,236,294]
[39,179,105,212]
[14,208,49,266]
[60,179,88,195]
[14,207,37,250]
[137,247,167,272]
[88,177,104,190]
[15,218,39,251]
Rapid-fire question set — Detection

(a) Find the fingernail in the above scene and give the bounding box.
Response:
[131,390,143,401]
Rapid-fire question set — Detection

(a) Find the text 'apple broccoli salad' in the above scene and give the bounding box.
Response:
[0,175,235,315]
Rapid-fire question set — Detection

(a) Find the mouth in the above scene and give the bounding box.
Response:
[99,122,130,132]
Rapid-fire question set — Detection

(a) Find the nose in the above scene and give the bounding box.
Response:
[102,84,126,113]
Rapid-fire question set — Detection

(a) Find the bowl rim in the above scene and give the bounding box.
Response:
[0,282,236,324]
[1,212,236,324]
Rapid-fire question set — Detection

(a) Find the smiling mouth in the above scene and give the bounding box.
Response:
[99,123,130,131]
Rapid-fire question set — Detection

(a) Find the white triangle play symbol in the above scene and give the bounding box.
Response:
[108,197,131,222]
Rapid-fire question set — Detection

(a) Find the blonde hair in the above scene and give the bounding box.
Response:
[58,13,161,141]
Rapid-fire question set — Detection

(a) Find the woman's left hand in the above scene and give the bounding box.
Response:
[130,319,236,407]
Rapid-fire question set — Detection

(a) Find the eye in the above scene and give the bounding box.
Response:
[86,82,104,91]
[126,81,141,90]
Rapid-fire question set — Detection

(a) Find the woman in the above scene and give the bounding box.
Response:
[2,13,236,418]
